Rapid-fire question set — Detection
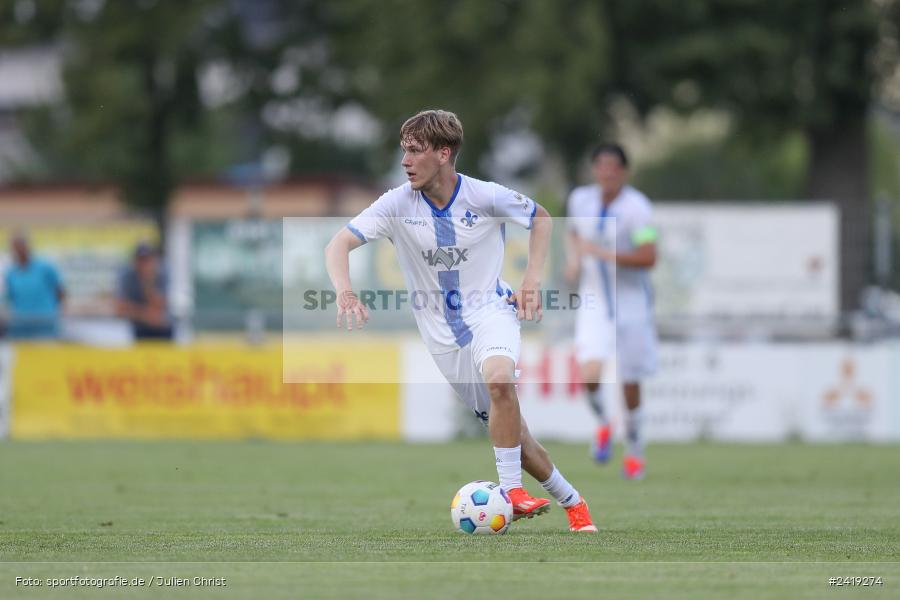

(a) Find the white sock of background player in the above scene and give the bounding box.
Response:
[586,386,607,426]
[626,406,645,458]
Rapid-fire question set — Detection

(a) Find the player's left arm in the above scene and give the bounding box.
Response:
[581,232,656,267]
[611,238,657,268]
[491,184,551,321]
[512,203,552,322]
[581,208,658,268]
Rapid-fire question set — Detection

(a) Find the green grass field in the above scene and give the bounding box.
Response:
[1,440,898,599]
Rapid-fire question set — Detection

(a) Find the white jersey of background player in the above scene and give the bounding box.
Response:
[565,143,658,480]
[325,110,596,532]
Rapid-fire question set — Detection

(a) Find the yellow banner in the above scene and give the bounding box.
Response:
[11,343,399,440]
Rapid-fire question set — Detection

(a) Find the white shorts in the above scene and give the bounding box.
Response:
[574,301,658,382]
[430,309,521,423]
[574,298,615,363]
[617,319,658,382]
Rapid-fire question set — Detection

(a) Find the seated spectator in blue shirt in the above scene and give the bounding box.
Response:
[115,243,173,341]
[3,232,66,339]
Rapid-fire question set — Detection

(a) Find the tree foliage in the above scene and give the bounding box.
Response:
[328,0,615,176]
[3,1,897,228]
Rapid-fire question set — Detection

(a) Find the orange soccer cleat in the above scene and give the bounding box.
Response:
[565,500,598,532]
[622,455,646,480]
[593,424,613,463]
[506,487,551,521]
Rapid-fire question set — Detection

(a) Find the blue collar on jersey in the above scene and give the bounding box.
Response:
[420,174,462,216]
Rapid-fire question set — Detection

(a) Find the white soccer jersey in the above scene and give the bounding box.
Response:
[348,174,537,354]
[566,184,656,324]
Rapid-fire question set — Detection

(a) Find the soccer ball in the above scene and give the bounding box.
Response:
[450,480,513,535]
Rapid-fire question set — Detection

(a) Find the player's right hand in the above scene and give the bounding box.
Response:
[510,277,542,322]
[578,238,614,262]
[336,290,369,331]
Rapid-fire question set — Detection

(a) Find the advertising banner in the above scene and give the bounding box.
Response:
[8,339,897,443]
[511,341,900,443]
[641,344,796,442]
[793,344,895,442]
[11,343,400,440]
[653,203,839,319]
[191,220,284,327]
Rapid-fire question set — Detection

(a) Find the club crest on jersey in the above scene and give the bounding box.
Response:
[515,193,530,212]
[459,210,479,228]
[421,247,469,270]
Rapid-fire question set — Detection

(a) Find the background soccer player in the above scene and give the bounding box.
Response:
[565,143,658,480]
[325,109,597,531]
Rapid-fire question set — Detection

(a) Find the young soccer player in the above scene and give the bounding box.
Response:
[325,109,596,532]
[564,143,658,480]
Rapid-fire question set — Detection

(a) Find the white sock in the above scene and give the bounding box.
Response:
[540,466,581,508]
[494,445,522,491]
[626,406,644,458]
[586,386,607,425]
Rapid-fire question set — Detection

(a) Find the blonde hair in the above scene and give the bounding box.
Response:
[400,109,464,161]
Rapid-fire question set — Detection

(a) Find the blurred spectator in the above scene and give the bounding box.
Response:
[3,231,66,339]
[116,243,173,341]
